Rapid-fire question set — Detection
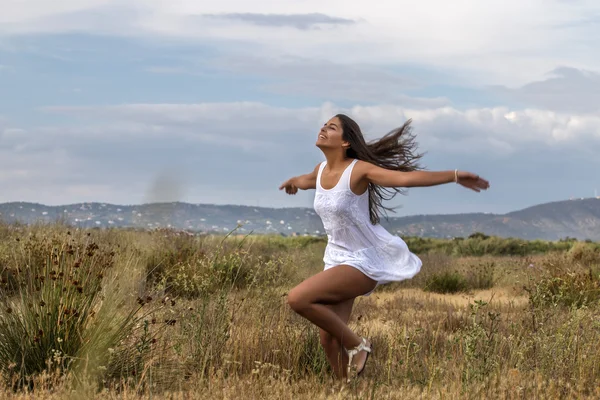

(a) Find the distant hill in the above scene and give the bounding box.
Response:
[1,198,600,241]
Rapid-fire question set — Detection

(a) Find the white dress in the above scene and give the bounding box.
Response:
[313,159,422,294]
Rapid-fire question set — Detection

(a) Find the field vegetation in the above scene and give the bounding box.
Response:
[1,222,599,399]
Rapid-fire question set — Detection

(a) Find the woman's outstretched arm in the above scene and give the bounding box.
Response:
[279,163,321,195]
[358,161,490,192]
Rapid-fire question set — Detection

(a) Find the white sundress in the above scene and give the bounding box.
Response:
[313,159,422,294]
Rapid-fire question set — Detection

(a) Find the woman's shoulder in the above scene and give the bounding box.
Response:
[352,159,376,175]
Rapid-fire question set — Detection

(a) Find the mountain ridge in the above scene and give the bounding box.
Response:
[1,197,600,240]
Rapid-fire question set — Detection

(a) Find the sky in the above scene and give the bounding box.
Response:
[1,0,600,217]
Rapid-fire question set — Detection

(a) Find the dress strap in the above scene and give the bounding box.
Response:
[316,161,327,191]
[345,159,359,191]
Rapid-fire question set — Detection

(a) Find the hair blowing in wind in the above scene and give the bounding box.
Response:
[335,114,424,225]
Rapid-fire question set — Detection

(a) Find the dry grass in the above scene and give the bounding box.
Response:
[1,223,599,399]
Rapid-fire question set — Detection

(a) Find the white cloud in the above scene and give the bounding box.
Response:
[491,67,600,113]
[1,1,599,85]
[0,0,113,24]
[204,55,449,105]
[1,101,599,212]
[41,102,600,154]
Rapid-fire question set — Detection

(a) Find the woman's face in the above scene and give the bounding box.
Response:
[316,116,349,151]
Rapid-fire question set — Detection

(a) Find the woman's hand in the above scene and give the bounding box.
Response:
[278,164,321,194]
[456,171,490,192]
[279,179,299,195]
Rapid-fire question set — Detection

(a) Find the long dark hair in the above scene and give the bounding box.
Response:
[336,113,423,225]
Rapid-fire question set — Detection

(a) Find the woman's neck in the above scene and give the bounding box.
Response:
[323,150,350,170]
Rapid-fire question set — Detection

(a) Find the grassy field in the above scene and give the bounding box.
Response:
[1,223,600,399]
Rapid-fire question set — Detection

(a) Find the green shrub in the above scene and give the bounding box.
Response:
[0,230,166,390]
[424,271,468,294]
[464,262,497,290]
[567,242,600,266]
[525,268,600,308]
[402,234,580,257]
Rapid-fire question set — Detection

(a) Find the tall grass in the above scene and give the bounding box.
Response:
[0,227,169,391]
[404,233,600,257]
[0,223,599,398]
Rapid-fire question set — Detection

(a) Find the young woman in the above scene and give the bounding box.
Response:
[279,114,490,382]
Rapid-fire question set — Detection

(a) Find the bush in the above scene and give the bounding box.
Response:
[567,242,600,266]
[145,232,299,298]
[424,271,468,294]
[525,268,600,308]
[464,261,496,290]
[0,230,166,390]
[402,234,580,257]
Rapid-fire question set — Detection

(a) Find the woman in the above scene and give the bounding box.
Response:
[279,114,490,382]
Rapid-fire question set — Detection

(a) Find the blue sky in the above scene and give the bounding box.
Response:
[1,0,600,216]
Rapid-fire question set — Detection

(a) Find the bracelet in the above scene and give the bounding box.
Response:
[454,169,458,183]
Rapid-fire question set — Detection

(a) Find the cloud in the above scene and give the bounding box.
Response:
[201,13,357,30]
[41,102,600,154]
[1,101,599,213]
[145,54,447,106]
[41,102,320,151]
[1,1,600,85]
[491,67,600,113]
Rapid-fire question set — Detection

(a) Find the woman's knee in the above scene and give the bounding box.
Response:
[287,287,310,313]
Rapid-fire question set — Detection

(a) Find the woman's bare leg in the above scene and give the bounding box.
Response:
[287,265,376,370]
[320,299,354,379]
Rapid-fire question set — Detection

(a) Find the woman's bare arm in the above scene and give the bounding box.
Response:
[357,161,489,192]
[279,163,321,195]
